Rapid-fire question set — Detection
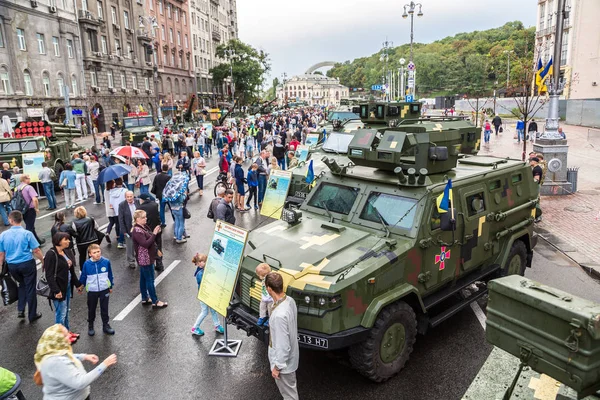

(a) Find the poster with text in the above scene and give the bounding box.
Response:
[198,221,249,317]
[202,123,214,139]
[22,153,46,183]
[295,145,310,163]
[260,170,292,220]
[305,133,320,149]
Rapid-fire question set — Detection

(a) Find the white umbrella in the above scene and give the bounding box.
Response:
[1,116,13,137]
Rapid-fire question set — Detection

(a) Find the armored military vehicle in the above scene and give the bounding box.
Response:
[229,126,538,382]
[0,120,83,186]
[121,113,160,147]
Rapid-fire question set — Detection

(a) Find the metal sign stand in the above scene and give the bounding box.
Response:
[208,316,241,357]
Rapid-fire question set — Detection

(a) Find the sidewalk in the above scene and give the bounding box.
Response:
[477,121,600,271]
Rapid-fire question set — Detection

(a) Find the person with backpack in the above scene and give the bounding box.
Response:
[0,210,44,322]
[14,174,45,245]
[38,162,57,210]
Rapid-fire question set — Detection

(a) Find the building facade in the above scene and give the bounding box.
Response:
[0,0,86,127]
[276,74,349,107]
[145,0,195,123]
[535,0,600,99]
[189,0,238,108]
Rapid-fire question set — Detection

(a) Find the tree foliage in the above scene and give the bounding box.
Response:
[210,39,270,105]
[327,22,535,97]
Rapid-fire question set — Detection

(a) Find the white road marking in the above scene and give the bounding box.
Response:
[112,259,181,321]
[37,198,92,219]
[470,302,487,330]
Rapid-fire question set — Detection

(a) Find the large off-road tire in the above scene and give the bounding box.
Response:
[348,301,417,382]
[502,240,527,276]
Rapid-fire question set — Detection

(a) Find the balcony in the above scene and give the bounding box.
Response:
[78,10,101,27]
[211,30,221,41]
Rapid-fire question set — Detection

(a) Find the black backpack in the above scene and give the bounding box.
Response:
[11,186,30,214]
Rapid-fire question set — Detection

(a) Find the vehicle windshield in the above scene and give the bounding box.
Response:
[137,117,154,127]
[322,132,354,153]
[360,192,418,231]
[328,112,360,121]
[123,118,139,128]
[306,183,360,215]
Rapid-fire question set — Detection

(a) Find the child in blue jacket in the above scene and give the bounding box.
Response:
[191,253,224,336]
[79,244,115,337]
[246,163,259,210]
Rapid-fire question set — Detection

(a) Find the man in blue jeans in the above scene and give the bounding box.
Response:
[38,162,57,210]
[0,210,44,322]
[255,150,269,205]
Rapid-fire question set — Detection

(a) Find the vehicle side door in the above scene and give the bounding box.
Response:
[458,184,489,272]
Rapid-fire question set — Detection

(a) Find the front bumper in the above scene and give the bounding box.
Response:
[228,300,370,351]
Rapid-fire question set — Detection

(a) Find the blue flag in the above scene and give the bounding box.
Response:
[305,160,314,183]
[436,179,453,213]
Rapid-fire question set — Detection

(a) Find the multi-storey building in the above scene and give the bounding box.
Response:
[189,0,238,108]
[0,0,86,127]
[535,0,600,99]
[276,74,349,107]
[145,0,195,123]
[75,0,157,132]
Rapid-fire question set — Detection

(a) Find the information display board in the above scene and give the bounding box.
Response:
[22,153,45,183]
[295,145,309,163]
[198,221,249,317]
[305,133,320,148]
[260,170,292,220]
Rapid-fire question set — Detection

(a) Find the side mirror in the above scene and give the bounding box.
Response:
[429,146,448,161]
[440,210,456,231]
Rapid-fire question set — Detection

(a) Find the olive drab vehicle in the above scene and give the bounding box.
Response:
[0,120,83,186]
[229,126,539,382]
[120,114,160,147]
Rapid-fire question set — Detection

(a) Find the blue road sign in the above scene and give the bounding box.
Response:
[371,84,383,91]
[405,94,414,103]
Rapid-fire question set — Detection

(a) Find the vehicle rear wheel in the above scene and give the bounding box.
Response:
[348,301,417,382]
[502,240,527,276]
[214,181,228,197]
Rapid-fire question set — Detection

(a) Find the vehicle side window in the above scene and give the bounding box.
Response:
[21,141,38,151]
[430,205,441,231]
[466,192,485,217]
[307,183,359,215]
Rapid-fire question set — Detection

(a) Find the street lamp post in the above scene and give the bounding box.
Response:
[224,48,235,105]
[138,16,160,124]
[402,2,423,98]
[380,39,392,102]
[503,50,514,88]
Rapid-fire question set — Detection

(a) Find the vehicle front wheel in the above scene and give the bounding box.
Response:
[348,301,417,382]
[502,240,527,276]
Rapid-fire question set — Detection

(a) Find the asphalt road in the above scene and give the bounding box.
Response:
[1,154,599,400]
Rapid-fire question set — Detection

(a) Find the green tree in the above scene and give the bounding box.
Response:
[210,39,270,105]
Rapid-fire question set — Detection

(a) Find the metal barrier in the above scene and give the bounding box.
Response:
[566,167,580,193]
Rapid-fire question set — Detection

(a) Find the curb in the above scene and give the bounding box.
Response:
[534,229,600,279]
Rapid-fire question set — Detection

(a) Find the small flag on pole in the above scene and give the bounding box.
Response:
[436,179,453,214]
[305,160,315,184]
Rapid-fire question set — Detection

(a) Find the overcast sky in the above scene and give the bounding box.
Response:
[237,0,537,87]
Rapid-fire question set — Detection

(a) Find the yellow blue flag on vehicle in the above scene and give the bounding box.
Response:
[305,160,314,184]
[436,179,453,213]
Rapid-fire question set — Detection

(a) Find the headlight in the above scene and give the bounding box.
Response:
[304,295,311,304]
[282,209,302,225]
[318,297,326,306]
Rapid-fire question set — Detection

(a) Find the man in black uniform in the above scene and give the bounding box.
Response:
[151,164,171,227]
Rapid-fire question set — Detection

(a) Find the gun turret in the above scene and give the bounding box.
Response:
[354,101,422,127]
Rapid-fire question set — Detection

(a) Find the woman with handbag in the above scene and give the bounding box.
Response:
[58,163,77,209]
[34,324,117,399]
[192,151,206,196]
[71,207,100,271]
[136,159,151,195]
[44,232,83,343]
[51,212,77,254]
[131,210,168,308]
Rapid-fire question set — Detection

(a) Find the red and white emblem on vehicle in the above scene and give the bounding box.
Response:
[435,246,451,270]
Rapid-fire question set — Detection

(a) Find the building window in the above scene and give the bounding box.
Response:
[178,54,182,68]
[161,26,166,40]
[97,1,104,20]
[126,42,132,59]
[144,77,149,90]
[120,72,126,88]
[0,67,12,95]
[101,36,108,54]
[111,6,117,24]
[159,0,163,14]
[107,70,114,88]
[42,72,51,96]
[71,75,78,97]
[175,8,179,21]
[177,31,181,46]
[23,70,33,96]
[171,52,175,66]
[0,23,4,48]
[184,34,188,48]
[547,0,554,28]
[52,37,60,56]
[149,0,153,10]
[57,74,64,96]
[90,70,97,86]
[561,30,569,66]
[539,3,545,30]
[183,12,186,26]
[167,3,171,18]
[123,11,130,29]
[163,49,167,65]
[87,31,98,52]
[132,74,137,89]
[115,39,121,56]
[81,0,88,11]
[37,33,45,54]
[66,39,74,58]
[169,28,173,43]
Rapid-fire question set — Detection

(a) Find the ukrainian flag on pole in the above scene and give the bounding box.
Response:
[538,57,553,94]
[436,179,453,213]
[535,58,544,88]
[305,160,315,184]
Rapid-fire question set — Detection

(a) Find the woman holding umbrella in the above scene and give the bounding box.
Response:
[98,164,132,247]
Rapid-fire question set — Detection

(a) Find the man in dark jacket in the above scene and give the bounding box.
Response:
[118,191,141,268]
[492,115,502,136]
[138,193,164,270]
[208,186,226,222]
[215,189,236,224]
[151,165,171,227]
[141,137,153,168]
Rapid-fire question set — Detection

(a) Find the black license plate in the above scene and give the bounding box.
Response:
[298,333,329,349]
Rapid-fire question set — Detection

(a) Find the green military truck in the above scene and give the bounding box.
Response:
[229,125,538,382]
[1,120,83,187]
[121,114,160,147]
